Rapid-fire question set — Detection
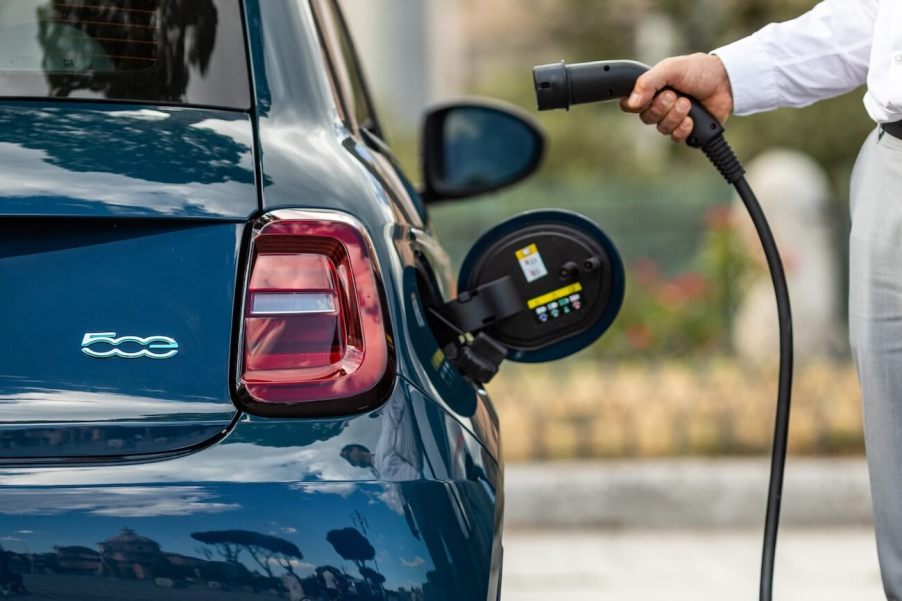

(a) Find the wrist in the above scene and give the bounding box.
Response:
[711,36,778,116]
[709,53,735,117]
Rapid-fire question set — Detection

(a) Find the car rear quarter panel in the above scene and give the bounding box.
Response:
[244,0,500,462]
[0,380,500,599]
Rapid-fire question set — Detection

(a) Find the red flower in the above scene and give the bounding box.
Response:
[705,204,733,230]
[633,257,660,286]
[626,324,654,350]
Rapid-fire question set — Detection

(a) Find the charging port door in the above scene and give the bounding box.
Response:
[455,210,625,364]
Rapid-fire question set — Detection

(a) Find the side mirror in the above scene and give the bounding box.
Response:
[421,100,545,203]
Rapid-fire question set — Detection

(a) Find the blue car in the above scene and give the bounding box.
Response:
[0,1,565,599]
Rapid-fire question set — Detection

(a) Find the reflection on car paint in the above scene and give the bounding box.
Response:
[0,381,497,485]
[0,423,229,459]
[0,382,498,600]
[0,104,258,218]
[0,481,494,600]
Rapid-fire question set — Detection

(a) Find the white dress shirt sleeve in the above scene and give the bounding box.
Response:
[713,0,877,116]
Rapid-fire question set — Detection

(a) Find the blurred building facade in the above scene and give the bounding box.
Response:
[340,0,465,132]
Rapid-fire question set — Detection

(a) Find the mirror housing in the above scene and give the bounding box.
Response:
[421,100,545,203]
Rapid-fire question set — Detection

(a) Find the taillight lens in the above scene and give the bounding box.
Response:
[237,211,394,416]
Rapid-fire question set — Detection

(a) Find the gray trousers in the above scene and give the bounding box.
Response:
[850,128,902,600]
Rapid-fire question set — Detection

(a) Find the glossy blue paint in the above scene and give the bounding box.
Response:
[0,103,258,219]
[0,381,500,600]
[0,1,506,599]
[0,219,242,457]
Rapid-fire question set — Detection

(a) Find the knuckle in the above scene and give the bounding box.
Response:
[650,103,669,118]
[663,112,682,128]
[635,75,654,94]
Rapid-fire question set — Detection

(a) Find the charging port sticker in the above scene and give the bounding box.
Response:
[516,243,548,283]
[528,283,584,323]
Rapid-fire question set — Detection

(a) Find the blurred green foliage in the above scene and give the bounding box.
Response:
[430,176,726,274]
[384,0,872,358]
[387,0,874,198]
[430,177,750,359]
[602,204,754,357]
[489,0,875,186]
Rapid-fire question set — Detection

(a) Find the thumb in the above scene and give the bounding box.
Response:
[627,60,678,110]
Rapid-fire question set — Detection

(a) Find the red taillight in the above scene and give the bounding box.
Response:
[237,211,394,416]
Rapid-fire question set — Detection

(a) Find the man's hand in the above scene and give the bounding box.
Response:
[620,53,734,143]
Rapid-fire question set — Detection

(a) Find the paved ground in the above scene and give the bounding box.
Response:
[502,528,884,600]
[505,459,873,529]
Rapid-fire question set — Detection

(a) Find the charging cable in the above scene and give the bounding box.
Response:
[533,59,794,601]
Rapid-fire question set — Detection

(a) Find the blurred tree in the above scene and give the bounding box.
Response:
[542,0,643,61]
[191,530,303,579]
[325,527,375,571]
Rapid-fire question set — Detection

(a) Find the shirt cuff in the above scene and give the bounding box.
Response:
[712,34,778,116]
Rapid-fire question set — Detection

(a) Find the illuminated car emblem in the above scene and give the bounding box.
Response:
[81,332,179,360]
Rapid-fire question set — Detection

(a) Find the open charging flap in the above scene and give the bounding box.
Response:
[432,210,625,383]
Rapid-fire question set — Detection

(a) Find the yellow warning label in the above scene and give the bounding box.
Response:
[431,348,445,370]
[515,243,538,260]
[527,282,584,310]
